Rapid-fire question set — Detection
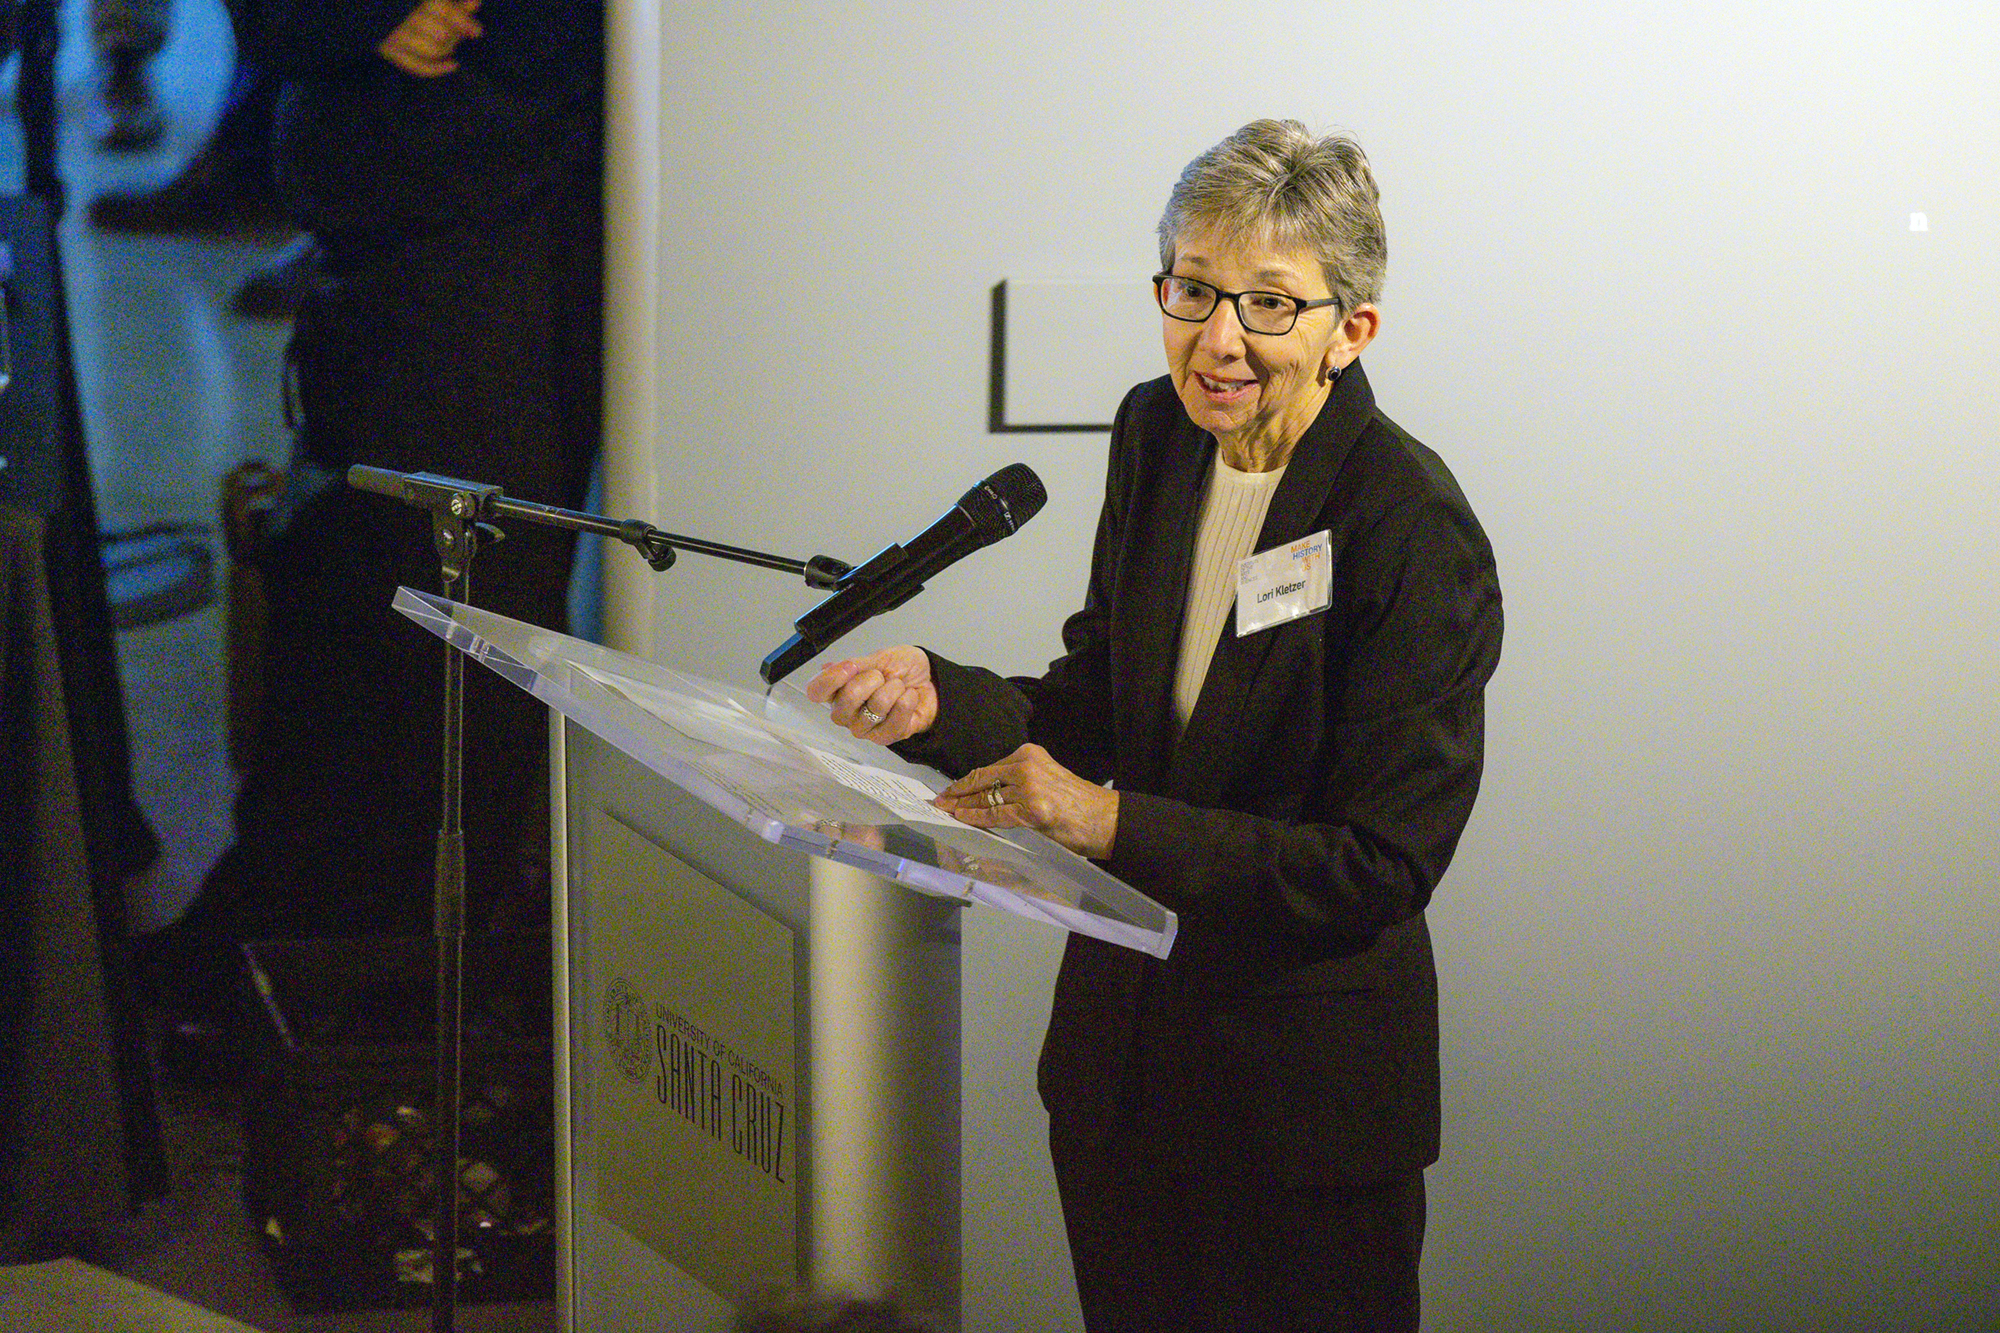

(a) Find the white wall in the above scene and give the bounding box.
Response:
[604,4,2000,1329]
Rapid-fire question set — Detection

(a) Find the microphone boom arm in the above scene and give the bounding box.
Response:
[347,464,852,587]
[347,461,1045,688]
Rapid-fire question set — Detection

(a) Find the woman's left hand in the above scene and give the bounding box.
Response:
[933,744,1119,860]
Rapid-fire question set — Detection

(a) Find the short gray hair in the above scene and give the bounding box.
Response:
[1158,119,1387,313]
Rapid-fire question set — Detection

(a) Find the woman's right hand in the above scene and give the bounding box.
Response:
[378,0,483,77]
[805,647,938,744]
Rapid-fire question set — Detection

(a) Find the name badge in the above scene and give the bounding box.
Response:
[1236,530,1332,636]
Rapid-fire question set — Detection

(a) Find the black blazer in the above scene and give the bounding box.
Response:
[900,363,1503,1187]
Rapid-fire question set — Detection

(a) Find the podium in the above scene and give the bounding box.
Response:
[393,589,1175,1332]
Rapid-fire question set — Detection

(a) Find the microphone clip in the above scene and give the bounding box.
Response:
[375,470,503,519]
[803,553,853,589]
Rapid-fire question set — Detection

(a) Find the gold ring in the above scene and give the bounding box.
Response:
[859,707,883,726]
[986,784,1003,809]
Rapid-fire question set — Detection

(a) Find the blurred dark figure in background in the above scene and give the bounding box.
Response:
[89,0,314,315]
[140,0,604,1033]
[88,0,169,150]
[89,0,290,232]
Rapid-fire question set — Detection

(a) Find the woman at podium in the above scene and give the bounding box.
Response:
[808,119,1503,1333]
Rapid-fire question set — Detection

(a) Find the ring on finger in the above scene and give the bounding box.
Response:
[859,707,883,726]
[985,783,1004,809]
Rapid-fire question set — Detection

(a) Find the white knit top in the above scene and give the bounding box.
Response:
[1173,457,1288,732]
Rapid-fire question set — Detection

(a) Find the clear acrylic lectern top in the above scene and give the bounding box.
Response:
[394,588,1176,958]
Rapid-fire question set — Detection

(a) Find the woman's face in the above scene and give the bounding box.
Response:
[1161,229,1375,467]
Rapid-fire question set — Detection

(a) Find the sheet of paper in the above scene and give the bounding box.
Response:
[575,662,1009,843]
[575,663,798,756]
[688,753,907,829]
[800,747,962,828]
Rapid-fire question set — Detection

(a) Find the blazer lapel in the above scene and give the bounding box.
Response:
[1115,409,1211,795]
[1165,363,1376,806]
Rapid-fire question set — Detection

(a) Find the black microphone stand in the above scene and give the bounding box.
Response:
[346,465,848,1333]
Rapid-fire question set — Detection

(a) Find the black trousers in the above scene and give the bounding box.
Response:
[1050,1118,1426,1333]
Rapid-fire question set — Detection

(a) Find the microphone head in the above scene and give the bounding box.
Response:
[960,463,1048,544]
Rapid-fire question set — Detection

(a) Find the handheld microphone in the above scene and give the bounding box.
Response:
[760,463,1047,684]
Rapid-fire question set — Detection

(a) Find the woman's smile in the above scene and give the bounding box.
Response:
[1192,369,1258,404]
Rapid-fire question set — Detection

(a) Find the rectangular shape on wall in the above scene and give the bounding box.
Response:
[991,277,1160,431]
[590,809,798,1306]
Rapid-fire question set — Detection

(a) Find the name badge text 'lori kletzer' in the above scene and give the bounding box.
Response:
[1236,529,1332,636]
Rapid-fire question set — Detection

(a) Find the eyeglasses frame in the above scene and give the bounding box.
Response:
[1152,272,1343,336]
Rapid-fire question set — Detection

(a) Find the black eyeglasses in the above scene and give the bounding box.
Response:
[1153,273,1340,336]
